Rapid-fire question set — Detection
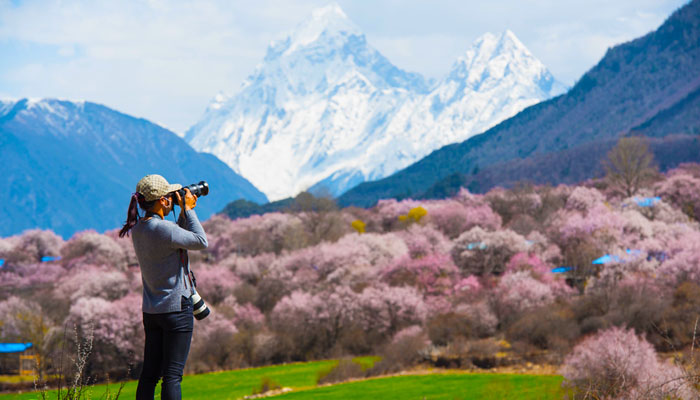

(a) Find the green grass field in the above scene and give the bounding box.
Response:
[0,359,566,400]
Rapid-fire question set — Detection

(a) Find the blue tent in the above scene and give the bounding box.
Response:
[634,196,661,207]
[0,343,33,353]
[0,259,4,268]
[551,266,573,274]
[40,256,61,262]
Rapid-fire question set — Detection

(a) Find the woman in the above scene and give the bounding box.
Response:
[119,174,208,400]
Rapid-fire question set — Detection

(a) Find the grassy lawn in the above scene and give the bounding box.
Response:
[0,359,566,400]
[275,373,566,400]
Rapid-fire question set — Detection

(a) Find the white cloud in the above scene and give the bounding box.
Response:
[0,0,690,133]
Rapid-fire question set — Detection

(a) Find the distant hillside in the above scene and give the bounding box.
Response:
[0,99,267,238]
[421,134,700,199]
[339,0,700,207]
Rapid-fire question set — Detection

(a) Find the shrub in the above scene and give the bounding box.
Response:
[427,312,472,346]
[453,301,498,338]
[366,326,428,376]
[187,313,239,373]
[561,327,695,399]
[655,282,700,352]
[251,376,282,395]
[317,359,365,385]
[506,302,579,357]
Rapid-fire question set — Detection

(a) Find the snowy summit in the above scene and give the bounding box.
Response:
[186,4,566,201]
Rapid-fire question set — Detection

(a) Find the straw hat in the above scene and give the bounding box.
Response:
[136,175,182,201]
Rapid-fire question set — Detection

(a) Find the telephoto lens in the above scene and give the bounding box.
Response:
[177,181,209,199]
[191,290,210,320]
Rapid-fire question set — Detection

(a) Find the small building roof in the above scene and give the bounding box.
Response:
[0,343,33,353]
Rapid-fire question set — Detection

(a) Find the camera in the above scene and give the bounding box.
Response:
[191,290,210,320]
[176,181,209,199]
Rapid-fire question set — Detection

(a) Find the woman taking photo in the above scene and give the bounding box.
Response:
[119,174,208,400]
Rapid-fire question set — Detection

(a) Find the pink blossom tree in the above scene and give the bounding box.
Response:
[452,227,529,276]
[269,287,361,358]
[561,327,695,399]
[0,229,63,266]
[356,284,427,338]
[203,212,306,259]
[424,200,501,238]
[190,264,239,305]
[53,264,130,302]
[565,187,606,212]
[380,253,458,296]
[396,224,452,259]
[0,262,66,291]
[492,271,556,319]
[655,172,700,221]
[61,231,127,270]
[452,275,483,303]
[66,293,144,372]
[267,232,408,292]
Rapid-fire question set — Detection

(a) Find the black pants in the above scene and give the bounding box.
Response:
[136,296,193,400]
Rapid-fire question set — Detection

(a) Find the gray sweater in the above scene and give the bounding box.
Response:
[131,209,208,313]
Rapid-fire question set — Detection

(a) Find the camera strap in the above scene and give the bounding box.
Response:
[179,249,197,290]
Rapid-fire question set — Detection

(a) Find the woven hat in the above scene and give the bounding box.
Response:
[136,175,182,202]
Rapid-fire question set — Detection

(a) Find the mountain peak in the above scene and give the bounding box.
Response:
[310,3,347,21]
[268,3,360,57]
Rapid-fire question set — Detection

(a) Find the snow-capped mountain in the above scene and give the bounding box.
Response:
[186,4,566,201]
[0,98,267,238]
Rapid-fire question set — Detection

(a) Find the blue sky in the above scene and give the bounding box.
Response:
[0,0,689,134]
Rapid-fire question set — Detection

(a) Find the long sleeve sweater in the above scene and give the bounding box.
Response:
[131,209,208,313]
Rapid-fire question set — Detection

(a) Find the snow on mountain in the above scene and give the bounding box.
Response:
[0,98,267,238]
[186,4,566,201]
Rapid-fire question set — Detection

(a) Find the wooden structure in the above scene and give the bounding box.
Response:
[0,343,35,375]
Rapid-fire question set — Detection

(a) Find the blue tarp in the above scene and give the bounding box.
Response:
[466,242,487,250]
[0,343,32,353]
[0,259,4,268]
[41,256,61,262]
[592,249,642,265]
[634,196,661,207]
[592,254,620,264]
[552,266,573,273]
[648,251,668,262]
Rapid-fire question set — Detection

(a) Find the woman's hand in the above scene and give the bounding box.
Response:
[174,188,197,212]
